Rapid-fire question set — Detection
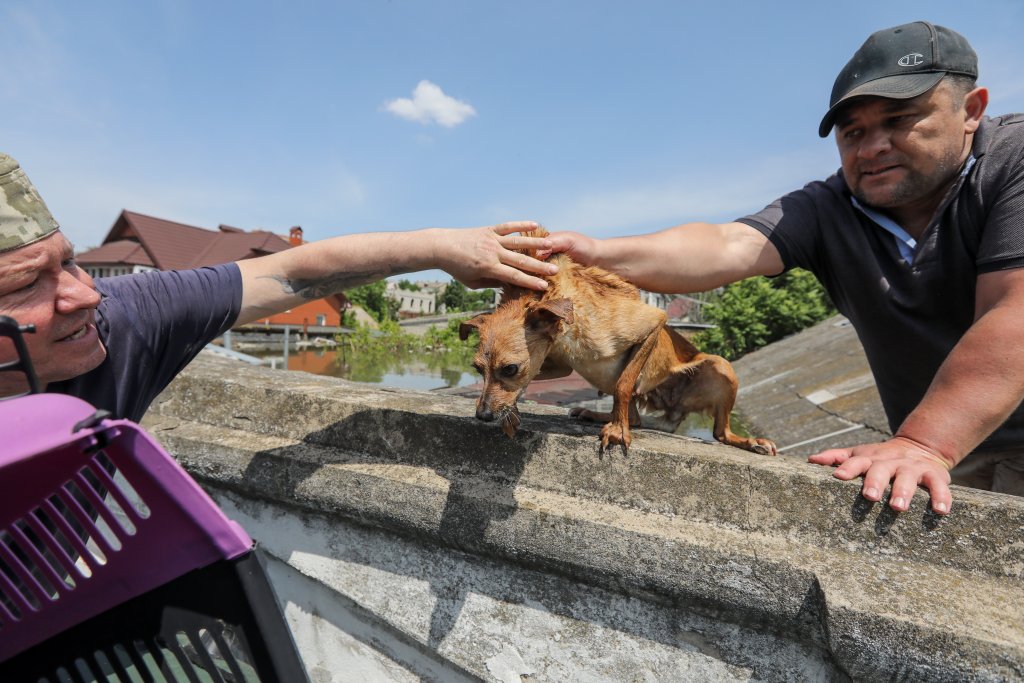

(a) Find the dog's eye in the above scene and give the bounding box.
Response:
[473,363,484,375]
[500,364,519,378]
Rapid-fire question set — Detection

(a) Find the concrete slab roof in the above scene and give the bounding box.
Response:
[731,314,891,457]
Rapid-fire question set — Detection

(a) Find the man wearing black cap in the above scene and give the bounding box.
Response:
[545,21,1024,515]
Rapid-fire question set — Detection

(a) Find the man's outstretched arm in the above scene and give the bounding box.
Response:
[544,221,784,293]
[234,222,556,325]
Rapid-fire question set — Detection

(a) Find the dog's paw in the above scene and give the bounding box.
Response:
[570,407,596,422]
[750,438,777,456]
[600,422,631,453]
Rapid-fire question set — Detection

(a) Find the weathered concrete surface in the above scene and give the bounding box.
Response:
[146,354,1024,682]
[220,491,837,682]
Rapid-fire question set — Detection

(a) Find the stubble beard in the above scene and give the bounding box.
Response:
[852,146,965,211]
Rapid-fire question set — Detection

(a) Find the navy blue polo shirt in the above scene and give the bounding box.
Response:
[50,264,242,422]
[738,114,1024,451]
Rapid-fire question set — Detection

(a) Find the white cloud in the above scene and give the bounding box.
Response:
[383,80,477,128]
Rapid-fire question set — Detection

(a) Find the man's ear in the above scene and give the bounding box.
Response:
[963,86,989,133]
[526,298,574,337]
[459,313,490,341]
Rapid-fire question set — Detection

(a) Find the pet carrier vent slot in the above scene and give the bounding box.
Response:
[51,486,109,567]
[177,625,261,682]
[65,477,123,553]
[19,514,78,590]
[0,555,26,621]
[40,498,95,579]
[93,451,151,521]
[8,523,62,600]
[79,465,137,537]
[0,530,45,611]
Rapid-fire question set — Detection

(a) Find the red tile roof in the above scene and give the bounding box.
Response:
[76,210,292,270]
[75,211,348,328]
[74,239,155,267]
[666,298,694,320]
[190,229,289,267]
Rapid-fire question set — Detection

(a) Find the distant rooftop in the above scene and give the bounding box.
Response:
[76,210,297,270]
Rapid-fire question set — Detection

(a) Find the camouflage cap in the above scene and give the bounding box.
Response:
[0,153,59,253]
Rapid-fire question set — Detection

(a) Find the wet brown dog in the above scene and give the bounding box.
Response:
[459,228,776,455]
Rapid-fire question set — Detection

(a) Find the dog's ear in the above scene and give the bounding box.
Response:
[459,313,491,341]
[526,298,574,337]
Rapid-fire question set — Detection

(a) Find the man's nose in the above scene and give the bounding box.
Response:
[858,127,892,159]
[55,271,100,313]
[476,404,495,422]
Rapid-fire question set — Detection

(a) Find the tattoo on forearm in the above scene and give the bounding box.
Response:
[260,270,391,299]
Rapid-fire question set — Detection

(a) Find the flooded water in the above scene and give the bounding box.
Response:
[258,347,478,391]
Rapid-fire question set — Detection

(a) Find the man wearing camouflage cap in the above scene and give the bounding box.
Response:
[0,153,557,420]
[0,154,61,251]
[543,21,1024,514]
[0,153,107,391]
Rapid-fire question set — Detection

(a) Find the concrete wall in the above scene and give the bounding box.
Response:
[145,355,1024,682]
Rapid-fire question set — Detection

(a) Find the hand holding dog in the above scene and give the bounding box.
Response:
[809,436,954,515]
[537,230,601,265]
[438,222,558,291]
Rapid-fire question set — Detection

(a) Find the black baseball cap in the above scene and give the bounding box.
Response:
[818,21,978,137]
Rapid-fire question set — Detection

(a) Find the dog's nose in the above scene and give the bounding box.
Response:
[476,405,495,422]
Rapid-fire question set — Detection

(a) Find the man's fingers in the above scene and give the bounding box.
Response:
[808,440,957,515]
[491,221,541,236]
[855,459,900,500]
[807,448,850,466]
[492,264,548,291]
[501,251,557,276]
[887,468,923,512]
[834,454,878,481]
[921,469,953,515]
[497,234,558,273]
[919,465,953,515]
[498,234,552,250]
[545,232,580,253]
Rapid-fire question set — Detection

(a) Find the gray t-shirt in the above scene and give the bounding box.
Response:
[49,264,242,422]
[738,114,1024,451]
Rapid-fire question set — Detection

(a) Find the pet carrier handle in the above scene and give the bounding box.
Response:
[0,315,41,396]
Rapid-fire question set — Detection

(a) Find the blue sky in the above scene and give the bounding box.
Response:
[4,1,1024,281]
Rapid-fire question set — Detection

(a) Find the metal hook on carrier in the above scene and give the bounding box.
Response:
[0,315,41,396]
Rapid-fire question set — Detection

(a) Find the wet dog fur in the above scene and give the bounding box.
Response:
[459,228,776,455]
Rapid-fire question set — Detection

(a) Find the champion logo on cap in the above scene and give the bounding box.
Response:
[898,53,925,67]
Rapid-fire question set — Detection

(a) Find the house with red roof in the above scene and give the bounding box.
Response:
[76,210,347,332]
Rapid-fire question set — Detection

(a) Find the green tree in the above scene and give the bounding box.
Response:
[465,287,496,310]
[441,280,467,311]
[692,269,835,360]
[344,281,399,322]
[422,316,476,351]
[440,281,495,313]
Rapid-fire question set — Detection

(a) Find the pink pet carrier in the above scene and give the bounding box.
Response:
[0,315,309,682]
